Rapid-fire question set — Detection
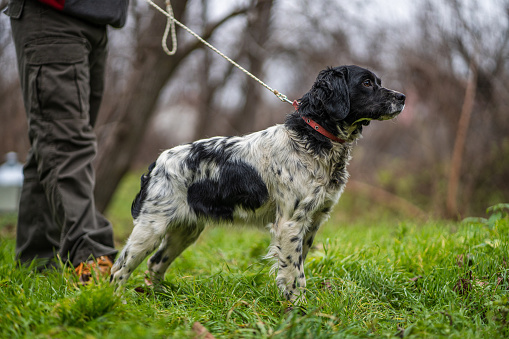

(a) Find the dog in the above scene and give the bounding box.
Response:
[110,65,405,302]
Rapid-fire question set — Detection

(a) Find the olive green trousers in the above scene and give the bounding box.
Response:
[7,0,117,268]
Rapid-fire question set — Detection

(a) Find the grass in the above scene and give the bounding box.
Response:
[0,174,508,338]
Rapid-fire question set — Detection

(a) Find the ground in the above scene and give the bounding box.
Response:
[0,174,508,338]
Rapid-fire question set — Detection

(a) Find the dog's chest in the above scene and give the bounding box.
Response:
[262,138,352,205]
[328,146,352,189]
[304,144,352,190]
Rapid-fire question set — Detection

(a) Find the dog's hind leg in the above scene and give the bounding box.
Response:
[147,223,204,285]
[110,215,168,287]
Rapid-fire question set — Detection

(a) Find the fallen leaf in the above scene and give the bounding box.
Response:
[395,326,404,338]
[453,271,473,296]
[192,322,215,339]
[134,286,150,294]
[144,270,153,286]
[321,280,333,291]
[409,275,423,282]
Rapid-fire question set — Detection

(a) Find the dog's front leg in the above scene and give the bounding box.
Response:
[272,192,327,303]
[282,247,307,304]
[273,219,305,302]
[302,207,332,261]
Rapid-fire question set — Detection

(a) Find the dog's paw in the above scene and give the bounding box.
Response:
[109,267,129,288]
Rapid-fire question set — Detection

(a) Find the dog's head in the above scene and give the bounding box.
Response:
[340,65,405,125]
[292,65,405,141]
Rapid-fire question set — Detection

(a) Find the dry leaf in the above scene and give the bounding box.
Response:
[409,275,423,282]
[192,322,215,339]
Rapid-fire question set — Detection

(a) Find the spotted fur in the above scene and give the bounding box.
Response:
[111,65,406,302]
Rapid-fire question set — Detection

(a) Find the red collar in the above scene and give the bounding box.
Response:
[293,100,346,143]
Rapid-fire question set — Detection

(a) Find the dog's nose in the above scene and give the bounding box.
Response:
[395,92,406,102]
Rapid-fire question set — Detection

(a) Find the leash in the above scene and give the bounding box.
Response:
[146,0,293,105]
[147,1,344,143]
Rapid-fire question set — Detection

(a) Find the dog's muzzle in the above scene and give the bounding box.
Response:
[378,91,406,120]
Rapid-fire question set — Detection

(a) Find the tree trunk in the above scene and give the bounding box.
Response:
[232,0,274,134]
[446,62,477,218]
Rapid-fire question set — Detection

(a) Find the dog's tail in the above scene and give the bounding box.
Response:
[131,161,156,219]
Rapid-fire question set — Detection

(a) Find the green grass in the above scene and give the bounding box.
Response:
[1,175,508,338]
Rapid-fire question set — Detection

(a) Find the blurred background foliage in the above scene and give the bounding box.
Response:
[1,0,508,219]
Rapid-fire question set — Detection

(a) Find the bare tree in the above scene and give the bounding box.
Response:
[0,12,28,159]
[446,62,477,218]
[192,0,245,140]
[230,0,274,134]
[391,0,509,216]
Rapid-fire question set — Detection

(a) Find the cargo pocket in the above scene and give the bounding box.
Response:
[25,38,90,120]
[4,0,25,19]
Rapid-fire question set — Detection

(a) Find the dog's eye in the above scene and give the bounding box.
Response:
[363,79,373,88]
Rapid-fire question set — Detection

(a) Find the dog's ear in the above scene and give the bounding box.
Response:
[311,67,350,120]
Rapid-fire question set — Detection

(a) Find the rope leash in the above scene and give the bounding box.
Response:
[161,0,177,55]
[146,0,293,105]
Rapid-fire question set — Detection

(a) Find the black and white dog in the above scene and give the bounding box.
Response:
[111,65,405,302]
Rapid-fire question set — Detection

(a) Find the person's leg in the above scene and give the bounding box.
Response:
[11,0,62,269]
[53,27,117,267]
[11,0,117,268]
[16,148,61,269]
